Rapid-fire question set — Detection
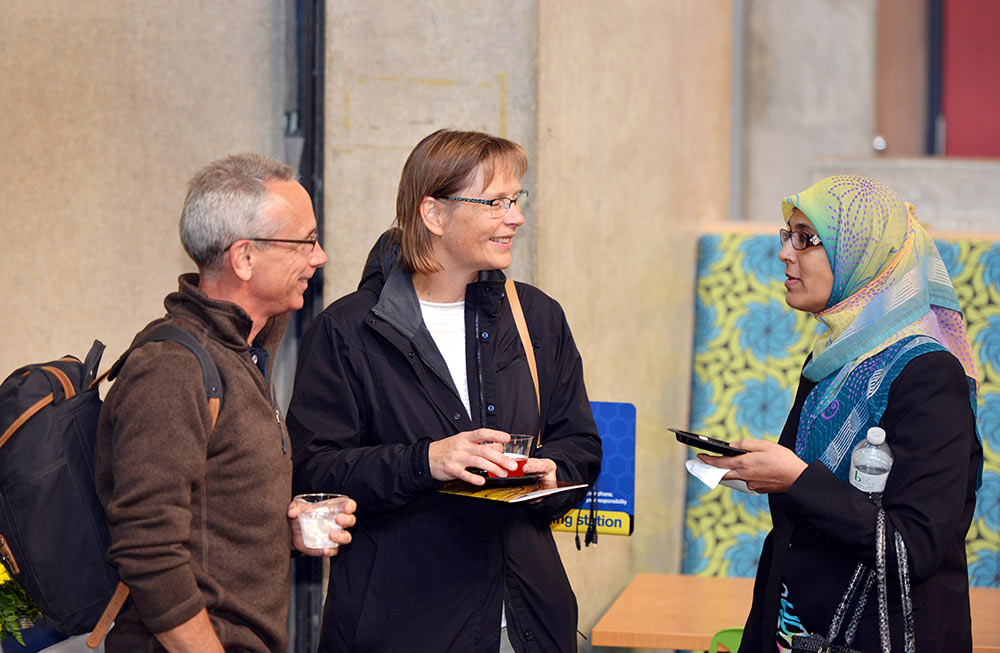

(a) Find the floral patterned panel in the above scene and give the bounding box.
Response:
[682,233,1000,587]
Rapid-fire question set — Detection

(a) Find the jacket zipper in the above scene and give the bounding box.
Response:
[475,309,485,428]
[253,352,286,455]
[270,383,286,454]
[478,299,512,648]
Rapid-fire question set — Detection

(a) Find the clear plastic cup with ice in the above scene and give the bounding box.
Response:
[293,493,348,549]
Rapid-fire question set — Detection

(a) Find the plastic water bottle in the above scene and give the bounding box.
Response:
[849,426,893,503]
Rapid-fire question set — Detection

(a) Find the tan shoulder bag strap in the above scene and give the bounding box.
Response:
[505,278,541,445]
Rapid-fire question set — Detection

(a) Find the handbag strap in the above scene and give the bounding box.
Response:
[895,530,915,653]
[876,508,891,651]
[504,278,541,445]
[877,509,916,653]
[843,569,876,645]
[819,508,916,653]
[824,562,869,644]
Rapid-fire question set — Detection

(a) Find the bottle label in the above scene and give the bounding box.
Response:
[851,467,888,493]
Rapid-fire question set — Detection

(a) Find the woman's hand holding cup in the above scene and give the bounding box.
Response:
[428,429,521,484]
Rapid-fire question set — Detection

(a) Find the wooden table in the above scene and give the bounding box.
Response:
[591,573,1000,652]
[592,574,753,650]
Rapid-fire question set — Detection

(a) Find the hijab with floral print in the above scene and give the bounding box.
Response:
[782,174,978,397]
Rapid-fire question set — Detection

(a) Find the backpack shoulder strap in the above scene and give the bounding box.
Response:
[108,324,223,428]
[86,582,130,649]
[87,324,224,648]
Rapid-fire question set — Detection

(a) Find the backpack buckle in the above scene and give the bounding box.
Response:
[0,533,19,575]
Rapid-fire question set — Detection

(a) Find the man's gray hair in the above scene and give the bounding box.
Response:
[180,153,298,272]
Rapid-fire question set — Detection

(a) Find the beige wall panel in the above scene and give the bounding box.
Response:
[323,0,538,302]
[1,1,287,373]
[875,0,928,156]
[812,157,1000,232]
[742,0,876,223]
[537,1,732,645]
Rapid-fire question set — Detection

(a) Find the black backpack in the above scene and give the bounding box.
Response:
[0,324,221,641]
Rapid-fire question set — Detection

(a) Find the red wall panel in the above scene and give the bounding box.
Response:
[942,0,1000,156]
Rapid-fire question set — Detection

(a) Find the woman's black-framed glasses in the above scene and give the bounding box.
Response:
[249,237,319,253]
[779,228,822,250]
[441,189,529,218]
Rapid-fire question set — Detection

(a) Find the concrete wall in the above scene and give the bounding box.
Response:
[0,1,290,374]
[11,2,977,652]
[1,1,732,650]
[321,3,732,650]
[536,2,732,646]
[740,0,877,222]
[322,0,538,301]
[875,0,928,156]
[812,157,1000,233]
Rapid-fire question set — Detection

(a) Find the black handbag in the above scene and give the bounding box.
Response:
[791,509,916,653]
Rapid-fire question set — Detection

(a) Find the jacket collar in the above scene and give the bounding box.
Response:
[363,232,508,400]
[370,266,456,395]
[372,266,424,340]
[361,230,508,334]
[165,273,289,358]
[372,266,508,335]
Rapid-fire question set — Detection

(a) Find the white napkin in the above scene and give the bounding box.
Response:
[685,458,759,495]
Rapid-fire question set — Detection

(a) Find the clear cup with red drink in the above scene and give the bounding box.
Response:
[488,434,534,478]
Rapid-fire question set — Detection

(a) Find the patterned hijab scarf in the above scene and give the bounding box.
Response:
[784,175,977,389]
[783,176,979,472]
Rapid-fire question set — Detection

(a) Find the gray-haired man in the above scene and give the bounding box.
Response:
[95,153,354,652]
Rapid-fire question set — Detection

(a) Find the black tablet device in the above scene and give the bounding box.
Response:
[670,428,748,456]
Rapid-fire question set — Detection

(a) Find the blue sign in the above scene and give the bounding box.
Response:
[552,401,635,536]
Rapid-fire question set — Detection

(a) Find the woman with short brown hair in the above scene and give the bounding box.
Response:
[288,129,602,652]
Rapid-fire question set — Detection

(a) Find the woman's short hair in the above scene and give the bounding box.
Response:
[395,129,528,274]
[179,153,297,272]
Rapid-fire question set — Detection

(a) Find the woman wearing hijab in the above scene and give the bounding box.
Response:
[704,175,981,652]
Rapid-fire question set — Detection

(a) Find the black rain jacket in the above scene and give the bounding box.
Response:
[286,232,602,652]
[740,351,980,652]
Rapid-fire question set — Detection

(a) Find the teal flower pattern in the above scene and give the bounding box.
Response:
[982,245,1000,292]
[740,236,784,284]
[975,315,1000,376]
[683,233,997,586]
[975,470,1000,532]
[682,528,709,575]
[697,234,723,279]
[969,549,1000,588]
[734,376,793,438]
[689,375,715,431]
[977,392,1000,454]
[724,531,767,577]
[738,299,798,362]
[694,294,719,354]
[731,488,768,518]
[936,240,963,279]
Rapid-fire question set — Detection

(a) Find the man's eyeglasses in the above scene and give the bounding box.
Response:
[441,189,529,218]
[249,237,319,253]
[779,229,822,250]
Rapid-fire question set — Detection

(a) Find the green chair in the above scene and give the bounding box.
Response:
[708,627,743,653]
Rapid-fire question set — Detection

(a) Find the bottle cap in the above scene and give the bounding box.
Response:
[866,426,886,446]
